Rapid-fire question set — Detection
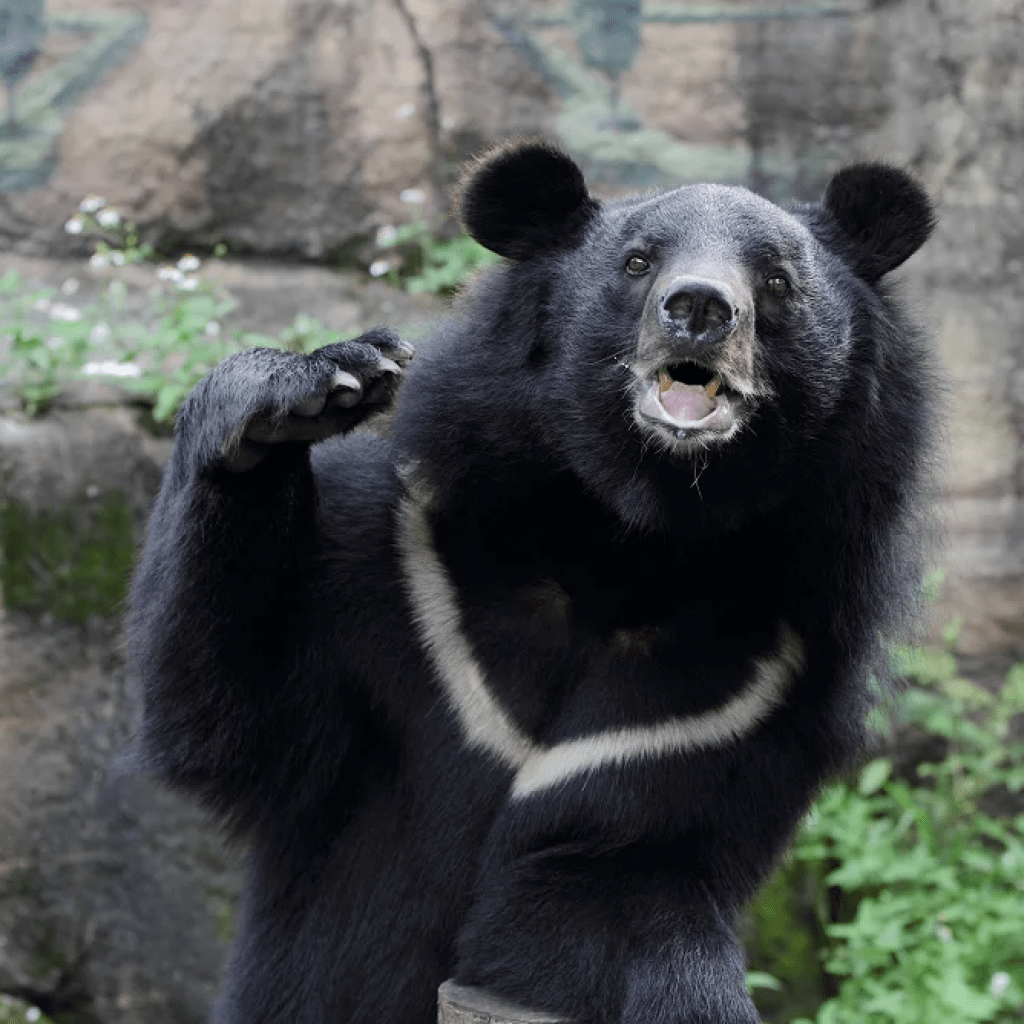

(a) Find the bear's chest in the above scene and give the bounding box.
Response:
[459,571,782,742]
[401,495,786,745]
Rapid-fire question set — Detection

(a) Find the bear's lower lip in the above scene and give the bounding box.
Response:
[637,379,737,437]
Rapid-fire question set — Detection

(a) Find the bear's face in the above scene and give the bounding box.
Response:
[456,142,934,530]
[554,184,840,456]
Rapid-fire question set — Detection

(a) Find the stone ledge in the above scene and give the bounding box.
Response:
[438,981,571,1024]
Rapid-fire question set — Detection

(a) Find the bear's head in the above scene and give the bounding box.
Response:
[417,141,935,534]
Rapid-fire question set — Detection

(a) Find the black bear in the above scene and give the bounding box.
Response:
[127,141,937,1024]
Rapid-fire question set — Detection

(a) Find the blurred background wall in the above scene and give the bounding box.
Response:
[0,1,1021,1021]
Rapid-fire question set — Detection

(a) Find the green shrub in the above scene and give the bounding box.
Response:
[0,202,362,421]
[372,220,500,296]
[1,203,498,422]
[757,652,1024,1023]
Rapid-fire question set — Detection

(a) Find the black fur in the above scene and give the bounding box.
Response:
[817,163,936,282]
[456,138,601,259]
[128,141,938,1024]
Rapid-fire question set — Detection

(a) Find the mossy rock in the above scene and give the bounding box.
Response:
[744,857,830,1022]
[0,490,136,623]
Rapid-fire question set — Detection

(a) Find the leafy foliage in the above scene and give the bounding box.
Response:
[762,651,1024,1024]
[373,219,500,296]
[0,206,350,421]
[1,201,498,421]
[0,204,487,421]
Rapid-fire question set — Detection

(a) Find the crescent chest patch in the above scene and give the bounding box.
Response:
[395,488,803,801]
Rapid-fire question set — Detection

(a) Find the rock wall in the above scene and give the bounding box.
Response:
[1,0,934,252]
[863,0,1024,657]
[0,0,555,258]
[0,408,240,1024]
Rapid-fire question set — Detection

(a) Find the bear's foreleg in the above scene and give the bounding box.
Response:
[126,331,411,835]
[455,835,761,1024]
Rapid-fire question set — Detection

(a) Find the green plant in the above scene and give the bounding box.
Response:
[781,656,1024,1024]
[373,220,500,295]
[274,312,345,353]
[113,283,245,422]
[0,200,349,421]
[64,194,154,266]
[0,270,93,413]
[0,993,54,1024]
[0,263,245,421]
[2,199,488,422]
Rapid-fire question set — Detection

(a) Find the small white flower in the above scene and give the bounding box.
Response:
[98,209,121,228]
[177,253,201,273]
[65,217,85,235]
[82,360,142,378]
[395,102,416,120]
[990,972,1011,997]
[368,259,391,278]
[399,188,426,205]
[89,252,110,269]
[25,1007,41,1022]
[111,252,126,266]
[89,323,111,343]
[375,224,398,247]
[936,923,952,943]
[46,336,63,350]
[177,276,199,291]
[204,321,221,337]
[85,483,101,498]
[79,195,106,213]
[32,298,51,313]
[49,302,82,322]
[157,266,184,283]
[61,277,80,296]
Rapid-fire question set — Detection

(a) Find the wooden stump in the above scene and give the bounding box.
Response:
[438,981,571,1023]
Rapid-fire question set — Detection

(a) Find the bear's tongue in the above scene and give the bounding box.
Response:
[659,380,716,423]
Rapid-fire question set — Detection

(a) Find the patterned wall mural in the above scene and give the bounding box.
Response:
[0,0,889,221]
[0,0,145,191]
[488,0,875,199]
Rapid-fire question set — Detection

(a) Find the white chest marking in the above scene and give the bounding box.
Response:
[511,629,803,798]
[396,490,804,800]
[396,490,534,768]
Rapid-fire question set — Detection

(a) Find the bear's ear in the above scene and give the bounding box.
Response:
[822,164,935,282]
[456,140,600,260]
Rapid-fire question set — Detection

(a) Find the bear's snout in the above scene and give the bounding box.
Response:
[658,276,738,349]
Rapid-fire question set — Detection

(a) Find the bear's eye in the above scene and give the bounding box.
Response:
[765,275,789,296]
[625,255,651,277]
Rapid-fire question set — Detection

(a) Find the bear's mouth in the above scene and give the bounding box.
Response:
[636,361,742,441]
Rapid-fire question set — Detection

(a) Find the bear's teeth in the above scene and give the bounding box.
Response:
[658,369,673,394]
[705,373,722,399]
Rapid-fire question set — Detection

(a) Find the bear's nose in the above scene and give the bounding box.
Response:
[659,277,736,345]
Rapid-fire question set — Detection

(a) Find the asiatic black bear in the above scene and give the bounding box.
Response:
[128,141,937,1024]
